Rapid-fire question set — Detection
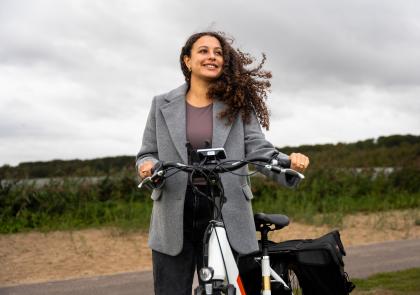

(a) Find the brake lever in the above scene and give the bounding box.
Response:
[283,168,305,179]
[138,176,152,189]
[265,165,305,179]
[137,170,166,189]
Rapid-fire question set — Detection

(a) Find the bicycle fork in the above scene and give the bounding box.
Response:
[196,223,246,295]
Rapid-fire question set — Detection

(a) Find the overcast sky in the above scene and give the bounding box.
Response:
[1,0,419,166]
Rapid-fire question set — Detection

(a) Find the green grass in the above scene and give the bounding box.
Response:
[0,175,154,233]
[251,170,420,226]
[0,199,154,233]
[1,167,419,233]
[352,268,420,294]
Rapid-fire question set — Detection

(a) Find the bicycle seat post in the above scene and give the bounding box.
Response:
[260,224,271,256]
[258,224,273,293]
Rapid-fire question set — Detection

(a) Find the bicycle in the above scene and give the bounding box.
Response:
[138,147,306,295]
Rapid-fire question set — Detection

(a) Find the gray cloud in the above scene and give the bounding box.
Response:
[157,0,420,88]
[1,0,419,165]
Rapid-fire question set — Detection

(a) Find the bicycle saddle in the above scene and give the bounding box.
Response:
[254,213,290,230]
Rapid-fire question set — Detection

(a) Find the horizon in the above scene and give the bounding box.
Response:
[3,133,418,167]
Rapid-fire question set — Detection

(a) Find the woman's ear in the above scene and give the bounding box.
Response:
[183,55,191,70]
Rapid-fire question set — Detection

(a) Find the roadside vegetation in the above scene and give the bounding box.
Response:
[0,134,419,233]
[352,268,420,294]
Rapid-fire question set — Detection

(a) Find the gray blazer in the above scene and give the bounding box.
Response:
[136,84,299,256]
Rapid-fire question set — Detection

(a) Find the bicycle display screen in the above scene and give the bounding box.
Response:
[196,147,227,162]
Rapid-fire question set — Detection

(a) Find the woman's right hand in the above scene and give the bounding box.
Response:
[138,160,155,179]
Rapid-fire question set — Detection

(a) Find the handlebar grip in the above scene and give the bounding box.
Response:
[270,166,282,174]
[277,158,291,168]
[151,161,163,174]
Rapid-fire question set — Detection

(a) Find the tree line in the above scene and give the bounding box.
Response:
[1,134,419,179]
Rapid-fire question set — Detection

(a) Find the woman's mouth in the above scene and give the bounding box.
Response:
[203,64,218,69]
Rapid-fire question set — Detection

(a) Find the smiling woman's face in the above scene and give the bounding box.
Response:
[183,35,224,82]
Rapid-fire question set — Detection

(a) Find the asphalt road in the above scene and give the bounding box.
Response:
[344,238,420,279]
[1,239,419,295]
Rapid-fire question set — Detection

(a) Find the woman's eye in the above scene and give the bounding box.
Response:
[199,49,207,53]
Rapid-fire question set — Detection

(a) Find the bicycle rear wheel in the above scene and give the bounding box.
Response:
[286,266,303,295]
[270,262,304,295]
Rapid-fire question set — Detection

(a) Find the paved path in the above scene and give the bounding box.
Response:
[0,272,153,295]
[344,239,420,279]
[1,239,419,295]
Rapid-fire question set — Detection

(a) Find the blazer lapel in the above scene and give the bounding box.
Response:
[160,85,188,164]
[212,99,233,149]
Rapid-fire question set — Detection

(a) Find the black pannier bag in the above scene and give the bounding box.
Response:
[269,230,355,295]
[238,230,355,295]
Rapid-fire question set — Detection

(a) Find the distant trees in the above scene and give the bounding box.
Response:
[279,134,420,169]
[0,156,135,179]
[1,134,419,179]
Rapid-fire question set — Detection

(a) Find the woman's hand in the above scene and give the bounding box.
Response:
[289,153,310,172]
[138,160,155,179]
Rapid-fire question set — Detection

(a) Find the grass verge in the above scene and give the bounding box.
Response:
[352,268,420,295]
[1,168,419,233]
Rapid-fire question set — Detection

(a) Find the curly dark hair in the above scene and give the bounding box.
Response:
[180,31,272,130]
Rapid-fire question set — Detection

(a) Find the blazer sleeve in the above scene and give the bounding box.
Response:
[243,111,301,188]
[135,97,159,176]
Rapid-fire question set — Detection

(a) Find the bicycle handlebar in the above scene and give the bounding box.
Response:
[138,156,304,189]
[162,156,286,171]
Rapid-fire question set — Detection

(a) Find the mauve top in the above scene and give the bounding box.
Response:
[186,102,213,150]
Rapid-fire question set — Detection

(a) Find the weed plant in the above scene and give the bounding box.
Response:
[0,172,152,233]
[251,167,420,225]
[1,167,419,233]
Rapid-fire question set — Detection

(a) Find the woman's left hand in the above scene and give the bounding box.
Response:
[289,153,310,172]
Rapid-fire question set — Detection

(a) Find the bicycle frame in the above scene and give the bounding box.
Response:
[197,215,291,295]
[196,175,290,295]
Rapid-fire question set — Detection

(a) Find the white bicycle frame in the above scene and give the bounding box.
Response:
[201,221,291,295]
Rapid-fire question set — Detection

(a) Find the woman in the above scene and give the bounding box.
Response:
[136,31,309,295]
